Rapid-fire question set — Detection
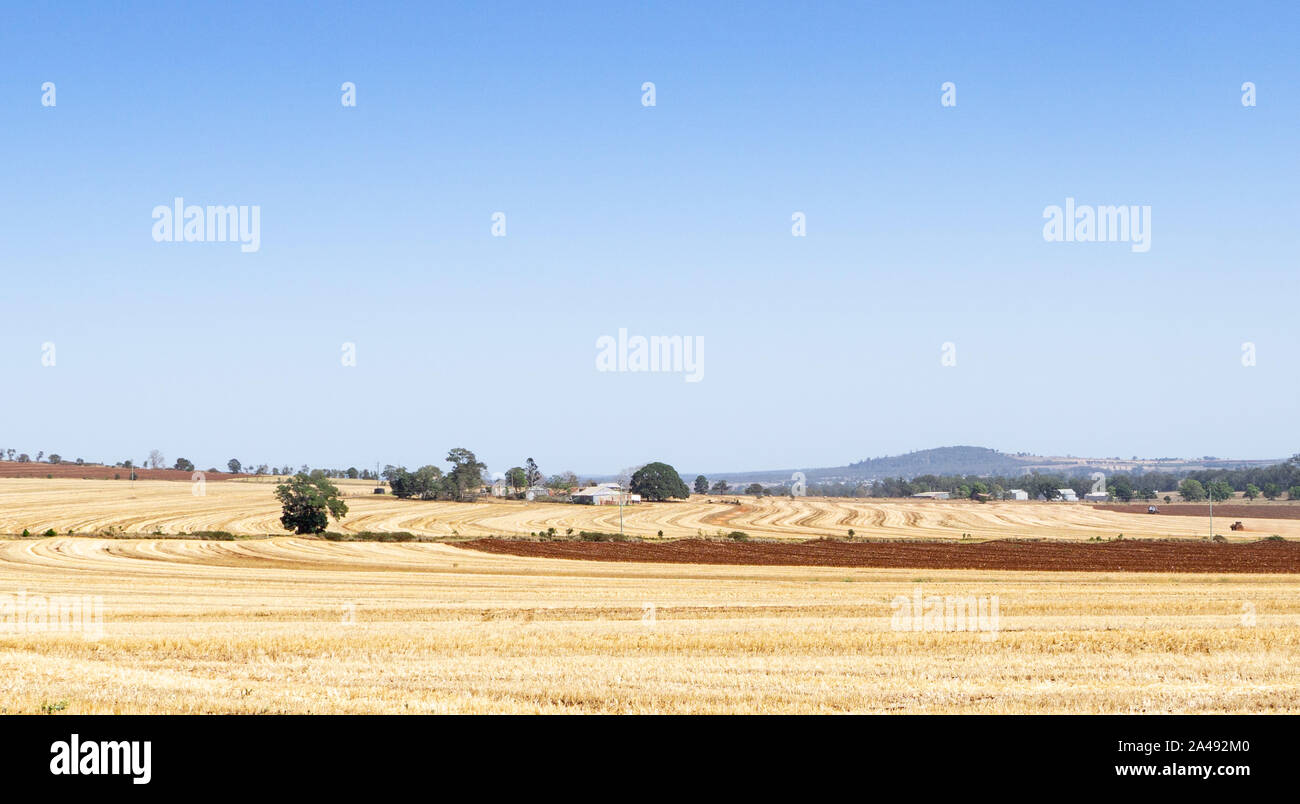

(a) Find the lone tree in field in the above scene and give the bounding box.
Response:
[173,457,194,472]
[274,473,349,534]
[694,475,708,494]
[227,458,242,474]
[630,462,691,502]
[745,483,764,497]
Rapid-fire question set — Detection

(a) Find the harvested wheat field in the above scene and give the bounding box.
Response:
[4,477,1297,542]
[0,537,1297,713]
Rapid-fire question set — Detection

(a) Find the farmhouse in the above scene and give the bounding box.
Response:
[571,483,640,505]
[1057,489,1079,502]
[1007,489,1029,501]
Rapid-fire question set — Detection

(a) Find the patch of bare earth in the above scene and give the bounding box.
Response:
[459,537,1300,573]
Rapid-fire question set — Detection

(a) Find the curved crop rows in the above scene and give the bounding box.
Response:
[1,534,1299,713]
[3,478,1300,542]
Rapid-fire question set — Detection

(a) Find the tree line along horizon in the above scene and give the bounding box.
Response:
[273,456,696,534]
[4,446,1299,503]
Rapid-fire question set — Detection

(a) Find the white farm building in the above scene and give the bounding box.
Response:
[571,483,640,505]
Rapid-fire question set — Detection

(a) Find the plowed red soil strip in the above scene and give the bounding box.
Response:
[0,464,247,481]
[460,538,1300,573]
[1096,503,1300,521]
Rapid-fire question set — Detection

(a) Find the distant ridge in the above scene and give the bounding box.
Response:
[700,446,1283,484]
[842,446,1026,479]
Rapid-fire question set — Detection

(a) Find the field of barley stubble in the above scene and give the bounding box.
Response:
[1,477,1298,714]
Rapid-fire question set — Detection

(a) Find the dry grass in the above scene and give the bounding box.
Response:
[2,477,1292,541]
[1,537,1298,713]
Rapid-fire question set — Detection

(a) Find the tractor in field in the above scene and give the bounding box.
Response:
[1147,505,1159,514]
[1230,521,1245,531]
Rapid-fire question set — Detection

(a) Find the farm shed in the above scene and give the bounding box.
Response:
[571,483,638,505]
[1006,489,1029,501]
[1084,491,1109,502]
[910,491,951,500]
[1057,489,1079,502]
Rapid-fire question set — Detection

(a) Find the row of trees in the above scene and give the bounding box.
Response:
[383,448,488,502]
[226,458,381,480]
[0,449,79,464]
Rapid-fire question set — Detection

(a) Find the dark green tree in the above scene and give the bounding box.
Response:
[446,448,487,501]
[506,466,527,493]
[275,474,349,534]
[630,462,691,501]
[1207,480,1234,502]
[694,475,708,494]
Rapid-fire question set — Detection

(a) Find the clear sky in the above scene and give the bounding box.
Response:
[2,1,1297,476]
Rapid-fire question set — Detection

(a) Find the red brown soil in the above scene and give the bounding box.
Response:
[459,538,1300,573]
[1097,503,1300,521]
[0,463,246,481]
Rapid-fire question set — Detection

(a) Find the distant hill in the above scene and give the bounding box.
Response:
[838,446,1028,480]
[701,447,1284,485]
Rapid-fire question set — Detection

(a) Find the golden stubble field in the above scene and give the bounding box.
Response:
[0,536,1298,714]
[2,477,1295,541]
[2,477,1298,714]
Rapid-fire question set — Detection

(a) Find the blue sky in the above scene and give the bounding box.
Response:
[2,1,1297,476]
